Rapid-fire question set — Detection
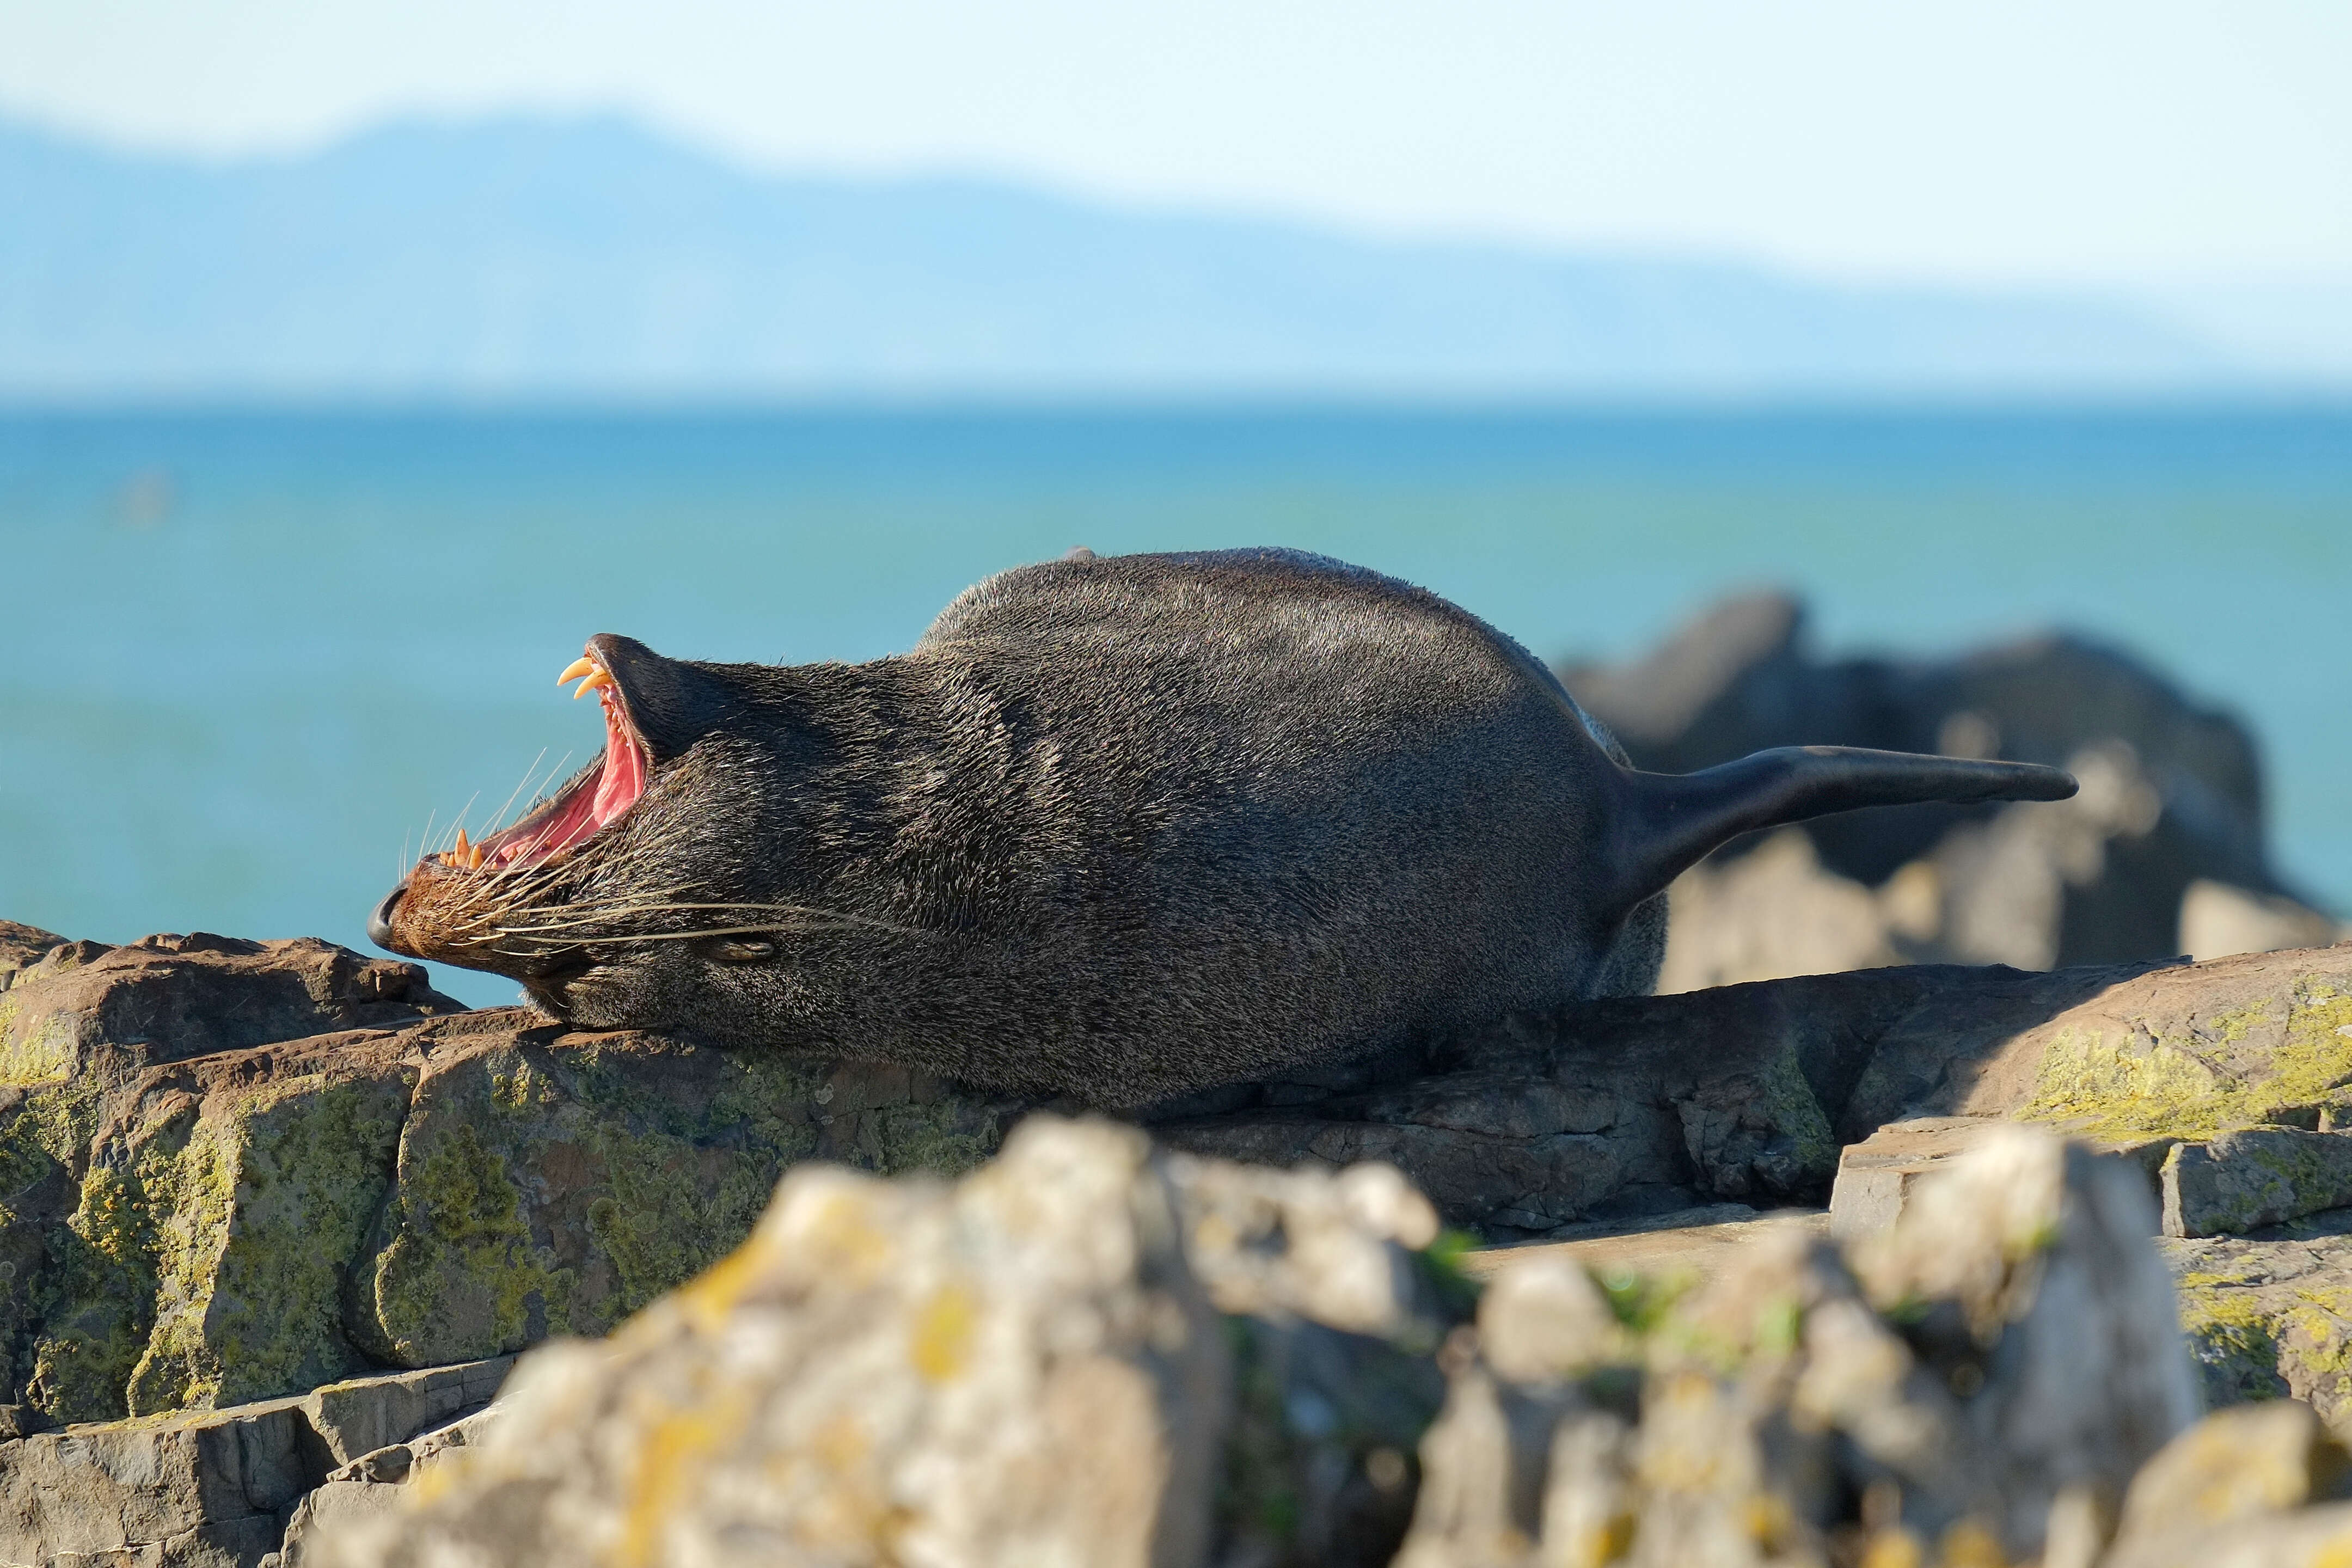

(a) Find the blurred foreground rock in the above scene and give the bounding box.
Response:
[299,1119,2352,1568]
[1400,1126,2198,1567]
[1559,593,2343,988]
[304,1117,1457,1568]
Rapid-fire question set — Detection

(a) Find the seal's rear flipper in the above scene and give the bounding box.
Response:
[1604,746,2077,918]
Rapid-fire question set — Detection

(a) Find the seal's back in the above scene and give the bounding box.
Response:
[904,549,1638,1096]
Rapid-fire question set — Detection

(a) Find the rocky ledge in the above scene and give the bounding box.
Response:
[12,915,2352,1563]
[0,921,1024,1430]
[11,917,2352,1429]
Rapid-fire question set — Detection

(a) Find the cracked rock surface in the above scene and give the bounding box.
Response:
[0,926,1025,1429]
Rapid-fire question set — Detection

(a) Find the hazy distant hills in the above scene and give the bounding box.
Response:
[0,114,2251,400]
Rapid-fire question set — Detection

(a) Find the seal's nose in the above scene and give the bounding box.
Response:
[367,886,404,952]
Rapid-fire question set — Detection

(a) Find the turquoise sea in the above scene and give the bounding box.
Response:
[3,407,2348,1007]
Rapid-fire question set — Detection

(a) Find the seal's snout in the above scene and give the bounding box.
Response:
[367,885,404,953]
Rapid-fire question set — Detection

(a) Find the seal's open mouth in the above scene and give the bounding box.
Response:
[442,645,652,873]
[370,631,709,975]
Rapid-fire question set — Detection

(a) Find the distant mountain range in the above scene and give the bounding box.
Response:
[0,114,2296,400]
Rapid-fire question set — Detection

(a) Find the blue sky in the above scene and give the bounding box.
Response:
[4,1,2348,301]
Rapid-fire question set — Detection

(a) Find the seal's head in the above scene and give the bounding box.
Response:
[370,633,787,1025]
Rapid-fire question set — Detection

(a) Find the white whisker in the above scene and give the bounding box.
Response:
[487,749,548,836]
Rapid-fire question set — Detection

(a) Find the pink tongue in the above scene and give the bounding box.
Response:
[589,693,646,827]
[492,691,645,865]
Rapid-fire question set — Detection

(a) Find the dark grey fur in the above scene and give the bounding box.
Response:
[373,549,2074,1105]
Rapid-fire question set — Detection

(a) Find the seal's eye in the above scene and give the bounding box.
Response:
[707,938,775,964]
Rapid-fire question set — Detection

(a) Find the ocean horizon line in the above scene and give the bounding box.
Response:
[6,390,2352,421]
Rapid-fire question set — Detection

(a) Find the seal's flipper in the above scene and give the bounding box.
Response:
[1604,746,2077,917]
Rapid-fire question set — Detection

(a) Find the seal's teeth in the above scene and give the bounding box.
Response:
[571,669,615,700]
[451,828,471,864]
[556,656,597,687]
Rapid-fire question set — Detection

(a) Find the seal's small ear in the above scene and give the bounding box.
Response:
[705,937,776,964]
[586,633,735,763]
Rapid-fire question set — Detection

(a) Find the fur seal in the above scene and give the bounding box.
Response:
[369,548,2075,1105]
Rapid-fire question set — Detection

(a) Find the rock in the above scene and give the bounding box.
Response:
[2163,1128,2352,1238]
[1994,945,2352,1142]
[0,930,1028,1428]
[344,1015,1016,1373]
[1906,943,2352,1142]
[1828,1115,2002,1241]
[0,929,466,1085]
[301,1116,1462,1568]
[2108,1401,2351,1556]
[1846,1128,2199,1551]
[1153,960,2132,1236]
[1656,828,1902,993]
[1397,1123,2195,1566]
[1560,591,1810,774]
[0,1401,313,1567]
[0,930,467,1426]
[0,920,72,985]
[2182,878,2346,961]
[1459,1205,1822,1289]
[17,912,2352,1443]
[298,1357,513,1473]
[271,1406,501,1568]
[1161,942,2352,1237]
[1169,1152,1456,1568]
[1217,1311,1440,1568]
[0,1357,512,1568]
[2100,1399,2352,1567]
[1560,591,2316,977]
[2165,1211,2352,1424]
[1829,1116,2178,1242]
[250,1114,2352,1568]
[1164,1153,1443,1334]
[2107,1503,2352,1568]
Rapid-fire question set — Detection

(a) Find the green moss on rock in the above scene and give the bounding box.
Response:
[121,1122,236,1414]
[364,1118,577,1368]
[3,999,1028,1413]
[2024,977,2352,1139]
[0,997,78,1088]
[2175,1270,2292,1407]
[356,1034,1019,1368]
[24,1106,194,1423]
[2279,1287,2352,1423]
[129,1071,408,1413]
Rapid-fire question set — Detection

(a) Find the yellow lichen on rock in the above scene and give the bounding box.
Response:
[2023,979,2352,1140]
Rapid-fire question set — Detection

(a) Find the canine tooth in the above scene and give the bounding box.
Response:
[452,828,471,863]
[556,656,597,687]
[573,670,615,699]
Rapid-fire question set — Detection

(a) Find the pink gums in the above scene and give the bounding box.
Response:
[495,690,647,866]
